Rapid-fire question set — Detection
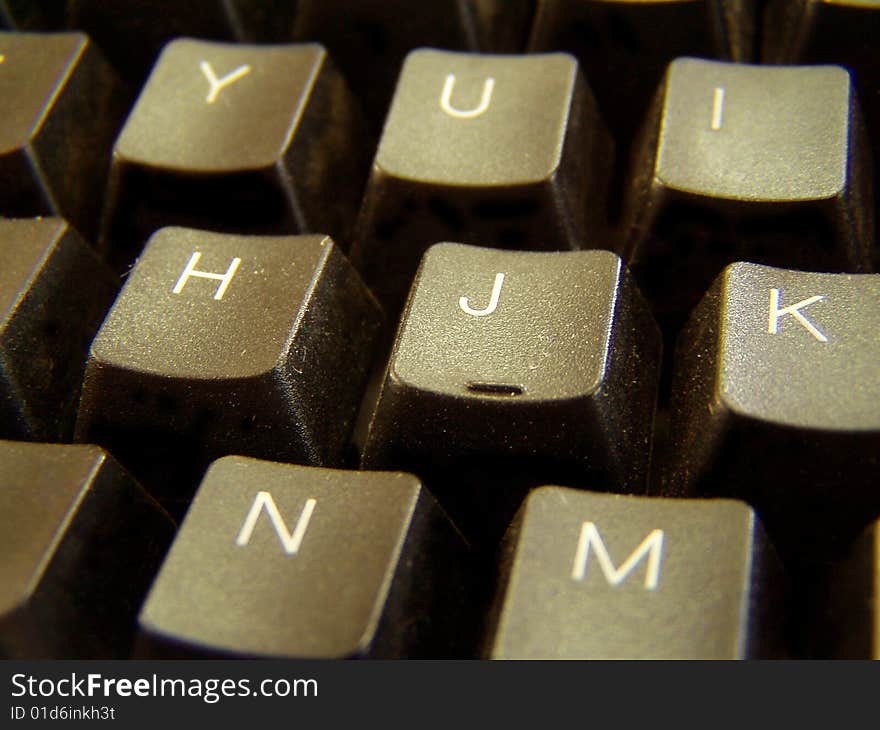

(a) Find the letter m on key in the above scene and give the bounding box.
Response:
[571,522,665,590]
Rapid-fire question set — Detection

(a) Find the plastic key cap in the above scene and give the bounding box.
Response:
[362,243,661,544]
[0,440,174,658]
[0,218,117,441]
[350,50,614,316]
[486,486,786,659]
[136,456,474,659]
[100,39,371,271]
[0,31,126,240]
[75,229,382,510]
[621,58,874,333]
[660,263,880,563]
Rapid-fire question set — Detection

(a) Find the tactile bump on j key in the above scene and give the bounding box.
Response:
[75,228,382,509]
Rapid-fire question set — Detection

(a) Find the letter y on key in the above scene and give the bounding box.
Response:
[200,60,252,104]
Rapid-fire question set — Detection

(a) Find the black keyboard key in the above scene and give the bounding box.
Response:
[361,243,661,543]
[75,229,382,507]
[818,518,880,658]
[527,0,755,143]
[0,31,126,240]
[0,218,117,441]
[100,39,370,270]
[68,0,297,84]
[660,263,880,562]
[136,456,473,658]
[621,58,874,332]
[0,440,174,658]
[291,0,532,125]
[486,486,785,659]
[350,50,614,315]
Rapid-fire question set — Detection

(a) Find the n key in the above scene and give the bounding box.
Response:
[486,486,786,659]
[361,243,661,544]
[350,50,614,316]
[660,263,880,563]
[100,39,370,270]
[136,456,474,658]
[75,228,382,511]
[620,58,874,334]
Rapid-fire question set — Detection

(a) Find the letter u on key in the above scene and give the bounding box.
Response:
[440,74,495,119]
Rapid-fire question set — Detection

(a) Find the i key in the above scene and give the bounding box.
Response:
[291,0,532,125]
[621,58,874,334]
[350,50,614,316]
[486,486,786,659]
[0,218,117,441]
[527,0,755,145]
[0,441,174,658]
[100,39,370,271]
[660,263,880,563]
[75,229,382,511]
[136,456,474,658]
[0,31,126,241]
[361,243,661,544]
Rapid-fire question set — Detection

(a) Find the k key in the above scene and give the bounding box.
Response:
[660,263,880,563]
[621,58,874,333]
[75,228,382,510]
[486,486,786,659]
[361,243,661,544]
[136,456,473,658]
[100,39,370,270]
[351,50,613,315]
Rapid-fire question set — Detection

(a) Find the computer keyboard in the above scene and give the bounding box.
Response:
[0,1,878,661]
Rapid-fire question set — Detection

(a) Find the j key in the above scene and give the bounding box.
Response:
[75,229,382,509]
[350,50,614,316]
[100,39,370,271]
[0,31,126,241]
[0,441,174,658]
[527,0,755,144]
[67,1,298,84]
[621,58,874,334]
[818,518,880,658]
[763,1,880,162]
[660,263,880,563]
[291,0,532,125]
[0,218,117,441]
[486,486,786,659]
[361,244,661,544]
[136,456,473,659]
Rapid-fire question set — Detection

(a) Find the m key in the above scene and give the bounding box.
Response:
[75,229,382,511]
[486,486,786,659]
[136,456,473,658]
[660,263,880,563]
